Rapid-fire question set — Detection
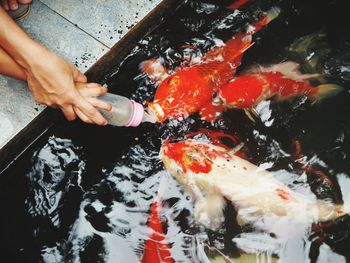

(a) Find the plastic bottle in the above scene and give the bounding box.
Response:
[98,93,155,127]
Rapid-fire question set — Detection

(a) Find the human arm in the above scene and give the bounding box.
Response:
[0,7,111,125]
[0,44,111,124]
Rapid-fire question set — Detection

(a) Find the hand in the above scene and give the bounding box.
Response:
[0,8,110,125]
[24,47,110,125]
[75,82,112,124]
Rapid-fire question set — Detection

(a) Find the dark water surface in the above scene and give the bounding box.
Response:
[1,0,350,262]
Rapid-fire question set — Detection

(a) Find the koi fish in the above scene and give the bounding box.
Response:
[142,7,280,123]
[139,202,174,263]
[219,70,342,110]
[160,138,350,230]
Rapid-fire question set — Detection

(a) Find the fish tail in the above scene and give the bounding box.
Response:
[223,34,253,60]
[309,84,343,102]
[139,58,168,83]
[252,7,281,34]
[201,7,280,67]
[264,6,281,24]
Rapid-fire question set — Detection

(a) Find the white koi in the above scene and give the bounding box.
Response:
[160,139,350,231]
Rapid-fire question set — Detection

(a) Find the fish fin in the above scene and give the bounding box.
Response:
[199,102,225,122]
[246,7,281,35]
[139,58,169,84]
[246,61,321,81]
[194,193,226,230]
[310,84,343,102]
[228,142,244,156]
[233,232,281,255]
[244,108,258,122]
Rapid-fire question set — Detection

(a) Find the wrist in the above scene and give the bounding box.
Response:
[14,41,48,70]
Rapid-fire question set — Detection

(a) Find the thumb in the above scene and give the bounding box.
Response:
[72,65,87,83]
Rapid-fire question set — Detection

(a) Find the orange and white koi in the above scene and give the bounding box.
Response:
[142,8,280,123]
[160,138,350,230]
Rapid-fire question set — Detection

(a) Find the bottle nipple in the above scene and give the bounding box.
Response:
[125,100,145,127]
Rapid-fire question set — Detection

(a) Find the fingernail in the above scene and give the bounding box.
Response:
[12,3,18,9]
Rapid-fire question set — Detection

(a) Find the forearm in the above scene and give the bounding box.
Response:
[0,6,43,70]
[0,46,26,80]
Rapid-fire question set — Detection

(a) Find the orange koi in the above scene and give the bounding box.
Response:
[219,71,342,109]
[144,8,280,123]
[139,202,174,263]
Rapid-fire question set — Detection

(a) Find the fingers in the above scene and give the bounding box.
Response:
[60,105,77,121]
[75,97,108,126]
[8,0,18,10]
[57,82,109,125]
[76,82,108,97]
[18,0,32,4]
[59,95,108,126]
[38,77,109,125]
[75,82,111,111]
[86,97,112,111]
[74,82,111,124]
[73,106,93,124]
[72,66,87,83]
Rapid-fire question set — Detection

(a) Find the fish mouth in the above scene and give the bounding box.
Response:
[147,102,165,123]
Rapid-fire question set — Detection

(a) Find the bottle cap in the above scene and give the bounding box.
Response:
[125,100,144,127]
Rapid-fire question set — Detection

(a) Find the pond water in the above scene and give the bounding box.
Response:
[1,0,350,262]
